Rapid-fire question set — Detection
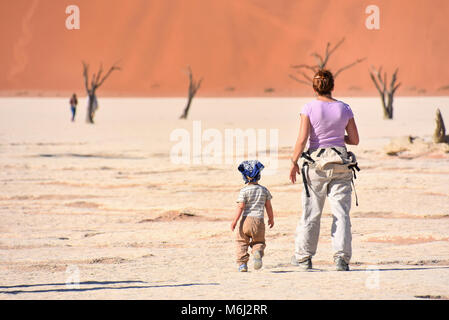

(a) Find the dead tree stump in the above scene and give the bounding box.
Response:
[434,108,447,143]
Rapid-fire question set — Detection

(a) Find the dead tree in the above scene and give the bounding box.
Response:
[289,37,366,86]
[434,108,448,143]
[180,66,202,119]
[369,66,401,119]
[82,61,120,123]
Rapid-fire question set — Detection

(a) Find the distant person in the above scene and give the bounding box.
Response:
[70,93,78,122]
[231,160,274,272]
[289,69,360,271]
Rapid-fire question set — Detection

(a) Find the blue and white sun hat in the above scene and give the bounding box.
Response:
[237,160,265,184]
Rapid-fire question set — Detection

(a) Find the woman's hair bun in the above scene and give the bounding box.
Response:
[312,69,334,95]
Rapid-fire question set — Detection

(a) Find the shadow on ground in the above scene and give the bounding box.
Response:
[269,265,449,273]
[0,280,220,295]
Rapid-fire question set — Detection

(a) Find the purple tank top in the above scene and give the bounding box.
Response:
[300,100,354,150]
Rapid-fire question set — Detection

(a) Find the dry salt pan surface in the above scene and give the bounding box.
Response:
[0,97,449,300]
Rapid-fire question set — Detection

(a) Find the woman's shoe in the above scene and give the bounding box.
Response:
[291,256,312,270]
[335,257,350,271]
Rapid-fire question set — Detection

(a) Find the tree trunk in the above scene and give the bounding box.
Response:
[379,93,389,119]
[378,92,393,120]
[180,95,193,119]
[385,93,394,119]
[86,93,96,124]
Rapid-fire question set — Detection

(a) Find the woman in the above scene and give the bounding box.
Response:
[289,69,359,271]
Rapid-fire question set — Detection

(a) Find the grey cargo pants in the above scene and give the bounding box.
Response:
[294,147,353,264]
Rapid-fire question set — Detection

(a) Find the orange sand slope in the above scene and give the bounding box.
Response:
[1,0,448,97]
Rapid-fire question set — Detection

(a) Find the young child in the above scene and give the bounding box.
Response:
[231,160,274,272]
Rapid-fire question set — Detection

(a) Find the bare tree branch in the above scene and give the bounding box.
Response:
[327,37,345,59]
[389,68,399,93]
[82,61,90,92]
[95,63,103,87]
[334,57,366,78]
[290,64,318,72]
[392,82,401,94]
[194,78,202,94]
[290,37,364,86]
[95,62,121,89]
[299,71,313,83]
[310,52,324,68]
[369,71,383,95]
[371,65,383,86]
[322,42,331,65]
[289,74,312,86]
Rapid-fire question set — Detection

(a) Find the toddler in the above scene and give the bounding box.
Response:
[231,160,274,272]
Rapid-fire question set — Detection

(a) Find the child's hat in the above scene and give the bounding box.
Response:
[238,160,264,184]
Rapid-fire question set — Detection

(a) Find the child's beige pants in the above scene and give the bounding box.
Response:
[236,216,266,265]
[294,147,354,264]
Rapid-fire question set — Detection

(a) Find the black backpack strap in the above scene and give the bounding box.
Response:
[348,159,360,206]
[301,162,310,198]
[351,179,359,206]
[331,147,342,155]
[316,148,325,157]
[348,163,361,180]
[301,152,315,164]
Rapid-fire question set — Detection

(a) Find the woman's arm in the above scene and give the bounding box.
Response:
[290,114,310,183]
[291,114,311,162]
[345,118,360,145]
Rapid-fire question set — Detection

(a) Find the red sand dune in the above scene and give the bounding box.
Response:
[0,0,448,97]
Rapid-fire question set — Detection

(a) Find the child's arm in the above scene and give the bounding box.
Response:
[265,199,274,228]
[231,202,245,231]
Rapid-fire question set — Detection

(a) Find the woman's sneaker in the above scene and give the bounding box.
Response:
[335,257,350,271]
[253,251,263,270]
[238,264,248,272]
[291,256,312,270]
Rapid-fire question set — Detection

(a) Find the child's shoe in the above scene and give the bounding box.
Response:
[253,250,263,270]
[238,264,248,272]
